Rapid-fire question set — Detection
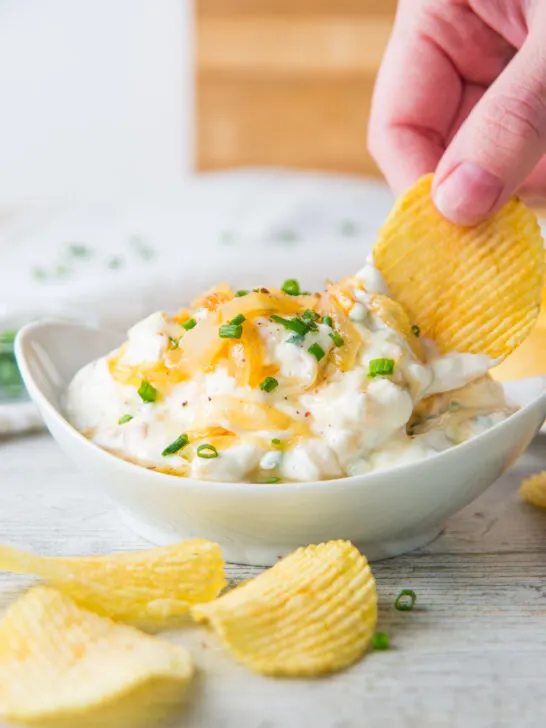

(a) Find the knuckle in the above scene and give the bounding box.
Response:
[479,91,546,147]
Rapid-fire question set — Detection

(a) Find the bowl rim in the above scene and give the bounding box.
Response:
[15,319,546,494]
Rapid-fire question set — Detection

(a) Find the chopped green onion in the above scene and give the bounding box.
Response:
[182,318,197,331]
[368,358,395,378]
[229,314,246,326]
[118,414,133,425]
[395,589,417,611]
[302,309,320,322]
[261,476,280,484]
[270,314,308,336]
[162,434,189,456]
[372,632,390,650]
[271,438,281,446]
[322,316,334,328]
[287,334,304,346]
[329,331,344,347]
[260,376,279,393]
[219,323,243,339]
[197,443,219,459]
[235,289,249,297]
[168,336,180,349]
[411,324,421,337]
[138,380,157,403]
[308,343,325,361]
[68,243,92,258]
[281,279,301,296]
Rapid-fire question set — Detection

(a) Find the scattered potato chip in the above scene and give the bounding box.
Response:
[373,174,544,360]
[192,540,377,676]
[0,587,193,725]
[519,471,546,509]
[0,540,226,622]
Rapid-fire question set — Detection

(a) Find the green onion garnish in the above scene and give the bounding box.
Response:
[162,434,189,456]
[368,358,395,378]
[394,589,417,611]
[302,309,320,323]
[138,380,157,403]
[235,290,249,297]
[182,318,197,331]
[260,376,279,393]
[219,323,243,339]
[372,632,390,650]
[197,443,219,459]
[281,279,301,296]
[118,414,133,425]
[308,343,325,361]
[229,314,246,326]
[411,324,421,337]
[168,336,180,349]
[329,331,344,347]
[270,314,308,336]
[271,438,281,446]
[261,476,280,484]
[287,334,304,346]
[322,316,334,328]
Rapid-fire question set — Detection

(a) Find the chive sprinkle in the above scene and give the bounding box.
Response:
[308,343,325,361]
[411,324,421,337]
[372,632,390,650]
[219,323,243,339]
[235,289,249,297]
[302,309,320,323]
[182,318,197,331]
[118,414,133,425]
[168,335,180,349]
[329,330,344,347]
[270,314,308,336]
[261,476,280,484]
[395,589,417,611]
[138,380,157,403]
[162,433,189,456]
[197,443,219,459]
[272,438,281,446]
[322,316,334,328]
[260,376,279,393]
[281,279,301,296]
[368,358,395,378]
[229,313,246,326]
[287,334,304,346]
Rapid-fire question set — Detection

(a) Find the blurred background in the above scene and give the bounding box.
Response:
[0,0,395,199]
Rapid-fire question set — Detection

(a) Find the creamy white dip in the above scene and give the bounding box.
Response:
[64,262,513,483]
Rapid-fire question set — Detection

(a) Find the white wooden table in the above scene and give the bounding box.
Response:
[1,431,546,728]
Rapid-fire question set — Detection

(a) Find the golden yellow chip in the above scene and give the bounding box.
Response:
[519,471,546,509]
[0,540,226,622]
[0,587,193,725]
[373,174,544,360]
[192,540,377,676]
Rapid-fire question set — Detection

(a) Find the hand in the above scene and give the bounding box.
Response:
[368,0,546,225]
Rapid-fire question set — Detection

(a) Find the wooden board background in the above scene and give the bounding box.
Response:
[196,0,396,176]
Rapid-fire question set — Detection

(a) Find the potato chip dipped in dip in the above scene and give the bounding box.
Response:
[64,176,544,484]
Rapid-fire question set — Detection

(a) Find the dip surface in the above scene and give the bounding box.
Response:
[64,262,513,483]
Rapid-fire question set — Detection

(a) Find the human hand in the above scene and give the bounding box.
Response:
[368,0,546,225]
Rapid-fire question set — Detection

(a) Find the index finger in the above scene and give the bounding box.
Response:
[367,0,511,194]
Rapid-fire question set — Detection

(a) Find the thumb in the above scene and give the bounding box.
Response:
[432,28,546,225]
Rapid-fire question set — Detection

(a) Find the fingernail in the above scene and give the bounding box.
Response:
[433,163,503,226]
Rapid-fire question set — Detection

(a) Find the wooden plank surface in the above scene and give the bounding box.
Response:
[1,431,546,727]
[196,0,394,176]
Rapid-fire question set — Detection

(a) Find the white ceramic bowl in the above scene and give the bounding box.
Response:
[15,320,546,566]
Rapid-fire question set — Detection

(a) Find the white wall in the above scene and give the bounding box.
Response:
[0,0,193,201]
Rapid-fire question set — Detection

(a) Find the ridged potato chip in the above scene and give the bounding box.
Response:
[374,174,544,360]
[0,540,226,622]
[520,471,546,509]
[192,540,377,676]
[0,587,193,725]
